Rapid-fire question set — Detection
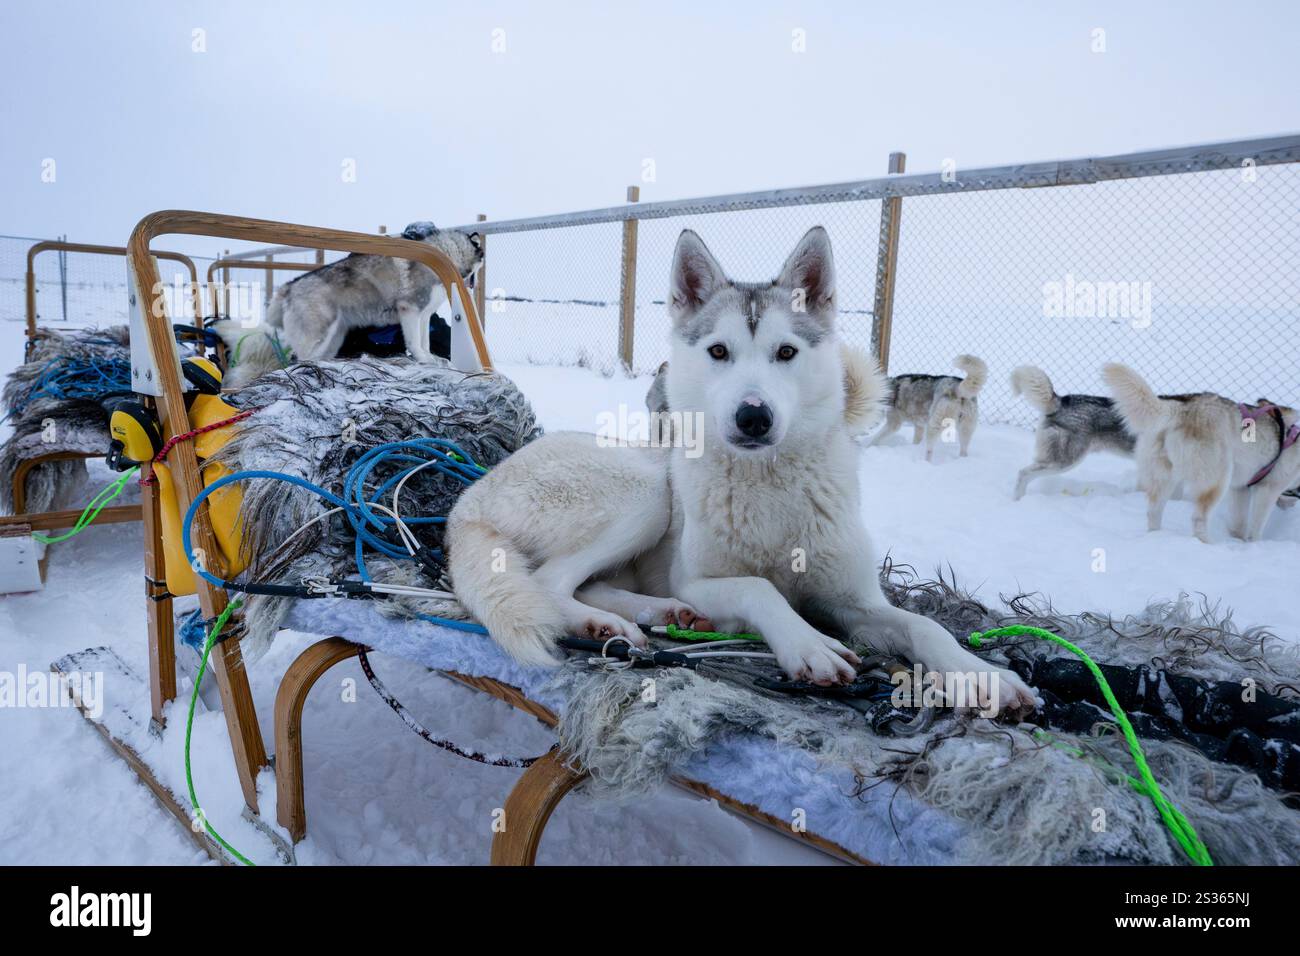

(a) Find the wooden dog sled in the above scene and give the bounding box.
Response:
[50,211,865,866]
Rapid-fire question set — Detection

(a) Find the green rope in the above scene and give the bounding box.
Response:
[969,625,1213,866]
[184,598,255,866]
[31,466,140,544]
[662,623,763,643]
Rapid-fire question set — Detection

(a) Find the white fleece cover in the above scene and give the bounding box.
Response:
[284,599,967,864]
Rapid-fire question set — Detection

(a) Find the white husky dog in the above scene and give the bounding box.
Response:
[447,228,1034,714]
[1103,363,1300,542]
[213,222,482,387]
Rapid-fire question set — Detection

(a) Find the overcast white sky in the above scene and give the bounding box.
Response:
[2,1,1298,257]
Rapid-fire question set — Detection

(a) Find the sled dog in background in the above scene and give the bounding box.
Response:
[867,355,988,460]
[213,222,483,388]
[448,227,1035,715]
[1103,364,1300,542]
[1009,365,1137,499]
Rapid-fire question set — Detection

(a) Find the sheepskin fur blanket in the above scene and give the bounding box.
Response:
[215,356,542,660]
[0,327,130,514]
[548,562,1300,865]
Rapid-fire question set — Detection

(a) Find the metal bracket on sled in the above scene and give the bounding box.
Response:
[446,287,485,374]
[127,260,189,397]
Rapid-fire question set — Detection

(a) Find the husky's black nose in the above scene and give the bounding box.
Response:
[735,401,773,438]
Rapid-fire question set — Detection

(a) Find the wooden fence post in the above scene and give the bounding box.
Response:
[264,253,273,306]
[871,151,906,373]
[618,186,640,372]
[475,213,487,328]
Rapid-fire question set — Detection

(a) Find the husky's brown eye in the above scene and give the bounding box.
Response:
[707,343,729,361]
[776,344,798,362]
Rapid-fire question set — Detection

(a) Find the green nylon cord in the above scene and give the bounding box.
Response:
[663,623,763,643]
[969,625,1213,867]
[31,466,139,544]
[184,598,255,866]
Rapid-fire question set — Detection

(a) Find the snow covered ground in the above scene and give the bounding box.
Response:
[2,331,1298,865]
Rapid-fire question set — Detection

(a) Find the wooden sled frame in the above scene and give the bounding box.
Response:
[204,256,323,320]
[0,242,208,573]
[274,636,872,865]
[121,210,863,866]
[25,239,204,342]
[203,257,325,368]
[127,210,491,822]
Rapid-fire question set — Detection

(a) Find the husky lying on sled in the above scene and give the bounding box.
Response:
[447,227,1035,715]
[214,222,482,387]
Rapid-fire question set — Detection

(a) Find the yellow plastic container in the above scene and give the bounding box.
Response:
[155,391,248,596]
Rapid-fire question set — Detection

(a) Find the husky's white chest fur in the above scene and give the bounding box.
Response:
[670,434,862,601]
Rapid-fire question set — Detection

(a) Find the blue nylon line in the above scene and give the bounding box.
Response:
[180,440,488,595]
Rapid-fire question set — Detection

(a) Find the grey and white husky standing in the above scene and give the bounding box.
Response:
[214,222,482,387]
[1010,365,1137,499]
[867,355,988,460]
[447,227,1034,714]
[1103,364,1300,543]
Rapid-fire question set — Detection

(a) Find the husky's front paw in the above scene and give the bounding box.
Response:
[572,609,646,647]
[955,665,1037,717]
[631,598,713,632]
[771,629,860,686]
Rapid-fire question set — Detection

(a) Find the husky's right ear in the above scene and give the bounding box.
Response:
[669,230,727,323]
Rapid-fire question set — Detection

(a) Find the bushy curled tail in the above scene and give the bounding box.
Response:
[1010,365,1059,415]
[445,518,566,667]
[954,354,988,398]
[1102,363,1169,433]
[840,344,888,433]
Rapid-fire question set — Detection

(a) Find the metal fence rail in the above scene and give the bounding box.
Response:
[454,133,1300,426]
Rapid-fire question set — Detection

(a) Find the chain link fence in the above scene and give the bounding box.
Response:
[459,134,1300,427]
[470,222,624,369]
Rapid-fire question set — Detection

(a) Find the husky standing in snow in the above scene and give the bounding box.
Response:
[213,222,482,387]
[1009,365,1137,499]
[866,355,988,460]
[447,228,1035,714]
[1103,364,1300,542]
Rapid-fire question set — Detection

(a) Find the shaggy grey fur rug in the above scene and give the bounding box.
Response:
[547,563,1300,865]
[0,327,130,514]
[215,356,542,660]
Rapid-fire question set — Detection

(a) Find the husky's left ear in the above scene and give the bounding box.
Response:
[778,226,835,318]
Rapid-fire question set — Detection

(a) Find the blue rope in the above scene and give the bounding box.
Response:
[8,354,133,416]
[180,440,490,638]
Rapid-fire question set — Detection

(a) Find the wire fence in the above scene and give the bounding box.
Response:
[4,135,1296,428]
[460,134,1300,427]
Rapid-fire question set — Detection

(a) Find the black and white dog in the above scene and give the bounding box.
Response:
[1010,365,1136,499]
